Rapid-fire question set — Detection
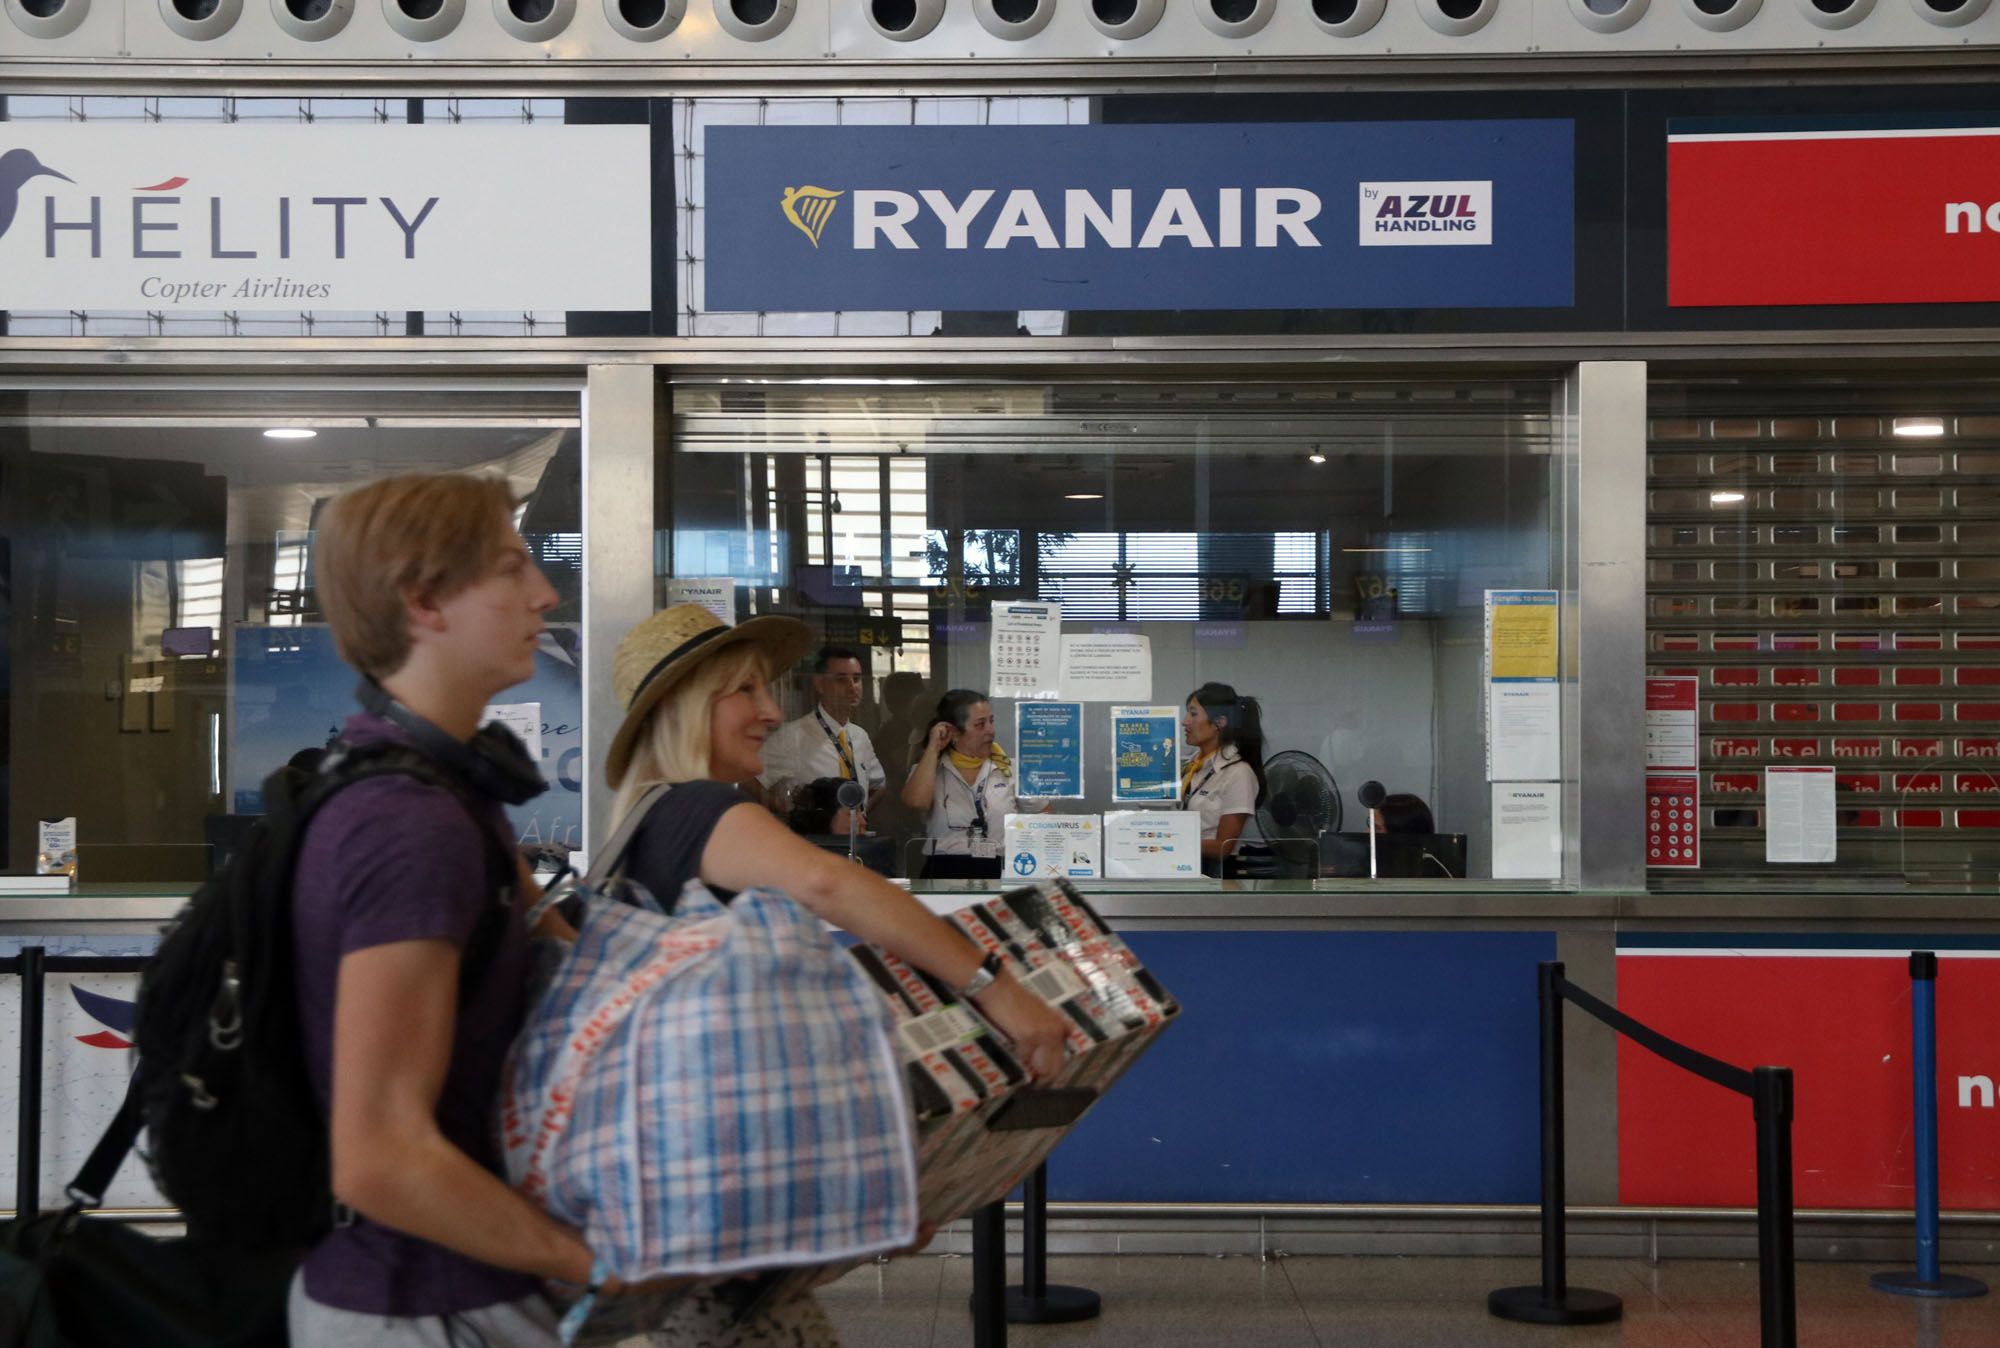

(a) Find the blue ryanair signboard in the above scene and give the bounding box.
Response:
[702,120,1574,313]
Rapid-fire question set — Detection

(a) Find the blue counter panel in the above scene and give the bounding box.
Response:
[1050,930,1556,1204]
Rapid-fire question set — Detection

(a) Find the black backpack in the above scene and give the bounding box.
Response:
[126,740,516,1252]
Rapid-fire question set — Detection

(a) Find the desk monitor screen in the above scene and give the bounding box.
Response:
[1320,832,1468,880]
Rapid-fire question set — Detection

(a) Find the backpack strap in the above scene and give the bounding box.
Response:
[63,1083,143,1212]
[304,743,517,1006]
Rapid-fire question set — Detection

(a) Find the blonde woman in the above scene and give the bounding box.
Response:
[601,605,1070,1344]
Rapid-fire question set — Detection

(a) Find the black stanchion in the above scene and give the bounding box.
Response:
[1488,961,1624,1326]
[15,944,46,1219]
[1752,1067,1798,1348]
[1005,1163,1101,1324]
[970,1198,1008,1348]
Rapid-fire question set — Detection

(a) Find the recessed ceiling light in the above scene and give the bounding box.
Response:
[1710,491,1746,504]
[263,427,317,440]
[1308,453,1328,465]
[1065,493,1104,501]
[1893,417,1946,438]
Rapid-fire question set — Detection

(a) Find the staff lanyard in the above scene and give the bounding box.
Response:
[953,763,989,838]
[814,707,857,781]
[1184,755,1224,802]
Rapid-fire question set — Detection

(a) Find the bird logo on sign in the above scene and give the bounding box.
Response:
[0,149,74,242]
[781,185,844,249]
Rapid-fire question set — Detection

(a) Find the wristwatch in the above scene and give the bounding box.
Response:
[956,951,1004,1000]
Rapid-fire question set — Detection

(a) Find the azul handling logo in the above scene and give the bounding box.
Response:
[779,183,1326,252]
[1358,180,1493,247]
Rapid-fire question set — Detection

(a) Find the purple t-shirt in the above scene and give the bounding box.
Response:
[292,711,539,1317]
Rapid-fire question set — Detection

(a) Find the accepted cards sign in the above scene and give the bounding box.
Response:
[703,121,1573,313]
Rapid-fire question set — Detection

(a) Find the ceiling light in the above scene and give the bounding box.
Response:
[263,427,317,441]
[1065,493,1104,501]
[1893,417,1946,438]
[1308,453,1327,465]
[1710,491,1746,504]
[1341,547,1432,554]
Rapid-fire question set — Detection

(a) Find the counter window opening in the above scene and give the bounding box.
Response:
[663,379,1572,889]
[0,387,585,892]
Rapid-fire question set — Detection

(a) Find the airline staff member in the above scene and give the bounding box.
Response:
[1181,681,1268,862]
[759,644,888,818]
[901,689,1017,880]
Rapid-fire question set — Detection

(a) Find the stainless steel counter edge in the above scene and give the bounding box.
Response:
[5,888,2000,930]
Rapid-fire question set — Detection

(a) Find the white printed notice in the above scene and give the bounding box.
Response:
[1059,634,1152,702]
[483,702,545,774]
[1002,813,1101,881]
[664,578,735,627]
[1766,766,1836,864]
[990,602,1062,699]
[1491,783,1563,880]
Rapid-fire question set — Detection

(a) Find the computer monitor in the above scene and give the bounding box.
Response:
[1319,832,1468,880]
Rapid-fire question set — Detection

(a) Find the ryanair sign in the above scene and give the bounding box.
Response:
[703,121,1572,314]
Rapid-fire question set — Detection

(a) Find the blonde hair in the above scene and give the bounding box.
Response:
[315,473,517,678]
[610,644,767,827]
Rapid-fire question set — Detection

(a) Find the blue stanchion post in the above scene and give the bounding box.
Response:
[1871,951,1987,1300]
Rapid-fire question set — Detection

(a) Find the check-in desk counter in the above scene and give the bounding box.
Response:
[9,884,2000,1251]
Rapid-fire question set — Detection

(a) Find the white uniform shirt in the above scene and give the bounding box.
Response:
[919,755,1018,858]
[1183,746,1259,841]
[757,706,887,795]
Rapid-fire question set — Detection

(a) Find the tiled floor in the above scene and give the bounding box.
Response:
[820,1254,2000,1347]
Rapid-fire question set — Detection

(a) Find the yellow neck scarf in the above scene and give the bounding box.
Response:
[1181,749,1214,796]
[949,744,1011,775]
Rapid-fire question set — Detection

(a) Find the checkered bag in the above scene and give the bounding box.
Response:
[499,872,918,1283]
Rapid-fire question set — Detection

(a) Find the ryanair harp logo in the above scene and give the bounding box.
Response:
[781,185,844,249]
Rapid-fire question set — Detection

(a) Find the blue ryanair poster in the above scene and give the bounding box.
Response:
[702,120,1574,313]
[1015,701,1085,799]
[1111,705,1183,805]
[229,624,586,849]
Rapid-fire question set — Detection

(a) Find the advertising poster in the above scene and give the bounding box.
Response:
[1002,813,1101,881]
[1110,705,1182,804]
[1104,810,1201,879]
[1014,701,1084,799]
[1618,937,2000,1209]
[230,623,585,849]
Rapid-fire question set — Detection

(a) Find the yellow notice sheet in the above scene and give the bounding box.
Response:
[1489,595,1559,681]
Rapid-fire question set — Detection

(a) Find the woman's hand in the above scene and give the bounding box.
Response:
[972,974,1070,1080]
[926,722,954,755]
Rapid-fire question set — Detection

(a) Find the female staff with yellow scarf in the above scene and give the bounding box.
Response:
[901,688,1018,880]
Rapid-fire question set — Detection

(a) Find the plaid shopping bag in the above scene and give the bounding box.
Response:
[499,879,918,1283]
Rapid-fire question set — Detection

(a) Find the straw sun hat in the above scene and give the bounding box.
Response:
[605,603,813,788]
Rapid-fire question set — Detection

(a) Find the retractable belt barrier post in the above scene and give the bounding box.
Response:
[1871,951,1989,1301]
[3,950,153,1219]
[1007,1162,1101,1324]
[971,1200,1008,1348]
[1490,961,1800,1348]
[15,945,46,1219]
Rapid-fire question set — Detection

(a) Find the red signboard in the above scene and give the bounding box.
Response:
[1669,125,2000,308]
[1619,949,2000,1208]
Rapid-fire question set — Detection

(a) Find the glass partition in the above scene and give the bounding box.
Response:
[664,380,1565,888]
[0,386,584,887]
[1648,376,2000,889]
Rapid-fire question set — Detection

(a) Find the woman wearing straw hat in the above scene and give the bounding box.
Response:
[601,604,1071,1341]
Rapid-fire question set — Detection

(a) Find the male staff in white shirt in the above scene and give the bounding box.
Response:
[758,644,889,823]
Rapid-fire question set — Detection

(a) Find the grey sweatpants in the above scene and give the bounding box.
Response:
[288,1271,839,1348]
